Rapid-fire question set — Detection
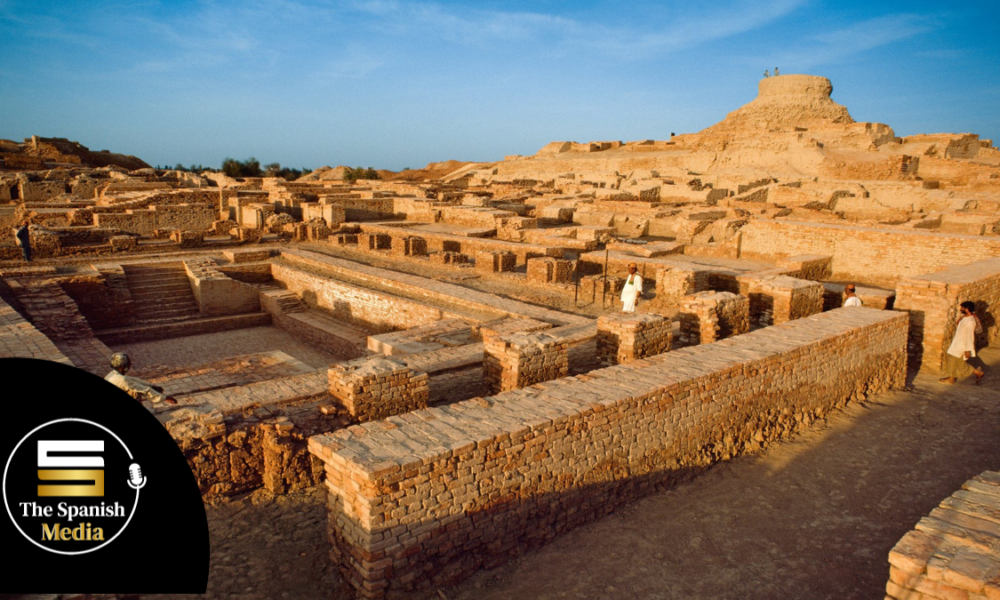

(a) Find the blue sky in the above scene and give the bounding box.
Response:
[1,0,998,171]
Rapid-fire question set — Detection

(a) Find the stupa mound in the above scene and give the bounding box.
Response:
[704,74,855,134]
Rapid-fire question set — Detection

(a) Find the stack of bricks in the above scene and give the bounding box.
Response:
[495,216,538,242]
[526,257,575,284]
[886,470,1000,600]
[483,331,568,394]
[358,232,391,252]
[596,313,672,366]
[170,230,203,247]
[578,274,624,305]
[223,248,273,263]
[475,250,516,274]
[305,221,331,241]
[656,267,712,302]
[429,251,469,264]
[677,291,749,346]
[738,274,824,328]
[108,235,137,252]
[328,356,429,422]
[331,233,359,246]
[391,236,428,257]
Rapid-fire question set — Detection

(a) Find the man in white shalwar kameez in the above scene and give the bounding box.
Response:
[939,301,985,385]
[621,262,642,312]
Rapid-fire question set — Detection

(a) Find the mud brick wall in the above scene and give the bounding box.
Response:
[333,197,394,221]
[894,256,1000,372]
[271,263,465,334]
[886,471,1000,600]
[223,248,274,263]
[775,254,833,281]
[475,251,516,274]
[303,203,346,228]
[359,232,391,251]
[578,275,625,306]
[597,313,672,366]
[391,236,427,257]
[526,257,574,284]
[393,344,485,405]
[678,291,749,346]
[0,295,74,364]
[5,278,96,341]
[483,331,569,393]
[740,220,1000,285]
[309,308,908,598]
[429,251,468,264]
[656,267,713,302]
[476,317,552,342]
[159,379,334,496]
[280,249,590,328]
[260,290,367,360]
[358,223,559,266]
[328,357,429,422]
[184,259,261,317]
[59,267,136,330]
[739,275,824,328]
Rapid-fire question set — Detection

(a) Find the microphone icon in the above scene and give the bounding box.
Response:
[127,463,146,490]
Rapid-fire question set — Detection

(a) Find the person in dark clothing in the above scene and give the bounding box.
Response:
[13,221,31,262]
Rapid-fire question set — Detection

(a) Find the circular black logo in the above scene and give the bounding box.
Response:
[3,418,142,555]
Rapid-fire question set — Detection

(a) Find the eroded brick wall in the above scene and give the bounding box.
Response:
[310,308,908,598]
[894,256,1000,371]
[741,220,1000,285]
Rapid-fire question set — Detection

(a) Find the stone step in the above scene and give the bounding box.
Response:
[96,313,272,345]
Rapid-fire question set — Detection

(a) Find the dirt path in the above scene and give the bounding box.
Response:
[150,349,999,600]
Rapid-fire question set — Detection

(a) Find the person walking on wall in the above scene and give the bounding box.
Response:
[13,220,31,262]
[939,301,985,385]
[843,284,862,307]
[621,262,642,312]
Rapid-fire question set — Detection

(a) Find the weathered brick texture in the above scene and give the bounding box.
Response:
[886,471,1000,600]
[475,250,517,274]
[739,274,824,327]
[309,308,908,598]
[328,356,429,422]
[894,256,1000,372]
[678,291,749,345]
[597,312,672,366]
[526,257,575,284]
[483,331,568,393]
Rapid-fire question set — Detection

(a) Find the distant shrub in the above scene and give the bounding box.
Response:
[342,166,380,182]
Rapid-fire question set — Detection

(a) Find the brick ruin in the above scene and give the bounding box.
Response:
[2,73,999,597]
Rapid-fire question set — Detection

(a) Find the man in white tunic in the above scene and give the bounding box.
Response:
[105,352,177,404]
[939,301,985,385]
[621,262,642,312]
[843,284,862,307]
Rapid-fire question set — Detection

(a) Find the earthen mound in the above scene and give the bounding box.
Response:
[704,75,854,134]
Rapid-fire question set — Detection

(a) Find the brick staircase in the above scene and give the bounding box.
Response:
[123,263,201,324]
[267,290,308,314]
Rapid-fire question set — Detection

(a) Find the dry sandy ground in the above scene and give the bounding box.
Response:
[149,349,999,600]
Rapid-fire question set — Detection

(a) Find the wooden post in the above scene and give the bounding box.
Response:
[601,248,609,308]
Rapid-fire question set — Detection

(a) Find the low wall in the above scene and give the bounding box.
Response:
[887,470,1000,600]
[357,223,562,266]
[184,259,261,317]
[309,308,908,598]
[271,263,466,333]
[894,256,1000,372]
[740,220,1000,286]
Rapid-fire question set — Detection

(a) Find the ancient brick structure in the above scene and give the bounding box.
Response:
[526,257,574,284]
[677,291,750,346]
[483,331,568,393]
[886,471,1000,600]
[359,232,391,251]
[475,250,516,274]
[390,235,427,257]
[739,274,824,328]
[328,356,429,422]
[596,312,672,366]
[309,308,908,598]
[894,256,1000,371]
